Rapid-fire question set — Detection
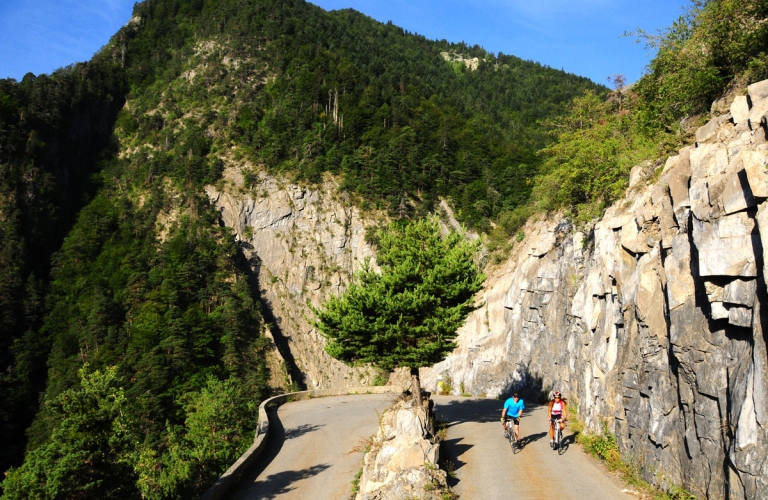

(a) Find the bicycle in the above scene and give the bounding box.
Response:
[550,417,568,454]
[503,416,522,453]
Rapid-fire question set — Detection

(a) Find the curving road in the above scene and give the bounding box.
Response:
[231,394,633,499]
[231,394,394,500]
[434,395,632,499]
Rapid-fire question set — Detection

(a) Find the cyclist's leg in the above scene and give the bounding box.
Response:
[513,418,520,440]
[549,419,555,440]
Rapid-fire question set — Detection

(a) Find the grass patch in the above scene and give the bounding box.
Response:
[437,374,453,395]
[350,467,363,498]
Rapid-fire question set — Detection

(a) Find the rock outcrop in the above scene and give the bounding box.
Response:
[419,81,768,499]
[206,168,381,389]
[355,394,448,500]
[205,82,768,498]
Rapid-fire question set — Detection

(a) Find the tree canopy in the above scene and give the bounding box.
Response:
[311,218,484,402]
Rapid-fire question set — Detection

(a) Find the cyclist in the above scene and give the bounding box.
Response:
[548,391,568,447]
[500,392,524,442]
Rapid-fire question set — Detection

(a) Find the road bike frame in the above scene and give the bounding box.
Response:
[550,416,567,454]
[504,416,520,450]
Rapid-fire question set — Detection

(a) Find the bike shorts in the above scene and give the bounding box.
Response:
[550,415,563,424]
[505,417,520,425]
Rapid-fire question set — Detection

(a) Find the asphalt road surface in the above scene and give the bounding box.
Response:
[231,394,633,499]
[231,393,394,500]
[434,395,633,500]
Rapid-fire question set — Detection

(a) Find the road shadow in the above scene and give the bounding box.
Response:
[518,431,547,448]
[434,397,544,427]
[234,410,286,490]
[441,437,472,488]
[284,423,324,440]
[243,463,331,499]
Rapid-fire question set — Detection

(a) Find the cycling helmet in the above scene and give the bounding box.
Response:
[553,391,561,398]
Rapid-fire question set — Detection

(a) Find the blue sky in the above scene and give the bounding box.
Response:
[0,0,691,84]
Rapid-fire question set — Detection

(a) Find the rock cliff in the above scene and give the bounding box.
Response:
[418,81,768,499]
[206,167,380,389]
[206,79,768,499]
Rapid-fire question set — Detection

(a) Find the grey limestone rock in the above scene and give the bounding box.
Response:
[418,82,768,499]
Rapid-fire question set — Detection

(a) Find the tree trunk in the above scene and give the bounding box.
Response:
[410,367,422,409]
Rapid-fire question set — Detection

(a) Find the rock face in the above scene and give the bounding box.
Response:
[355,395,447,500]
[205,168,380,389]
[419,83,768,499]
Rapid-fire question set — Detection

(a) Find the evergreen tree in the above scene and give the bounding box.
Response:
[311,217,485,407]
[1,366,137,500]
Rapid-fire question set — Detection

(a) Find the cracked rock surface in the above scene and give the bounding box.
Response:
[206,169,380,389]
[416,80,768,499]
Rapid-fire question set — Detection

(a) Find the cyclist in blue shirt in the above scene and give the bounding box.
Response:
[500,392,524,441]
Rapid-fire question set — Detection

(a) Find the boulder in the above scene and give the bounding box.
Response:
[731,95,751,125]
[757,203,768,286]
[721,167,756,215]
[665,234,695,310]
[620,218,650,254]
[695,115,728,144]
[705,281,725,302]
[689,178,711,221]
[667,155,692,209]
[711,301,729,320]
[693,214,758,277]
[690,142,729,179]
[749,80,768,129]
[723,279,757,307]
[742,150,768,198]
[748,79,768,102]
[729,306,753,328]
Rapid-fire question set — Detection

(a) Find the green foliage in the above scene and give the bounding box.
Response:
[531,0,768,225]
[437,374,453,396]
[370,369,390,387]
[312,217,484,374]
[110,0,601,230]
[133,377,257,500]
[633,0,768,131]
[2,368,260,500]
[2,366,137,500]
[532,90,658,224]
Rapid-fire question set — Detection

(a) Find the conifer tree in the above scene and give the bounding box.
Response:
[311,217,485,407]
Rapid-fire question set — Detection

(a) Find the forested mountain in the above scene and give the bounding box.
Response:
[0,0,603,497]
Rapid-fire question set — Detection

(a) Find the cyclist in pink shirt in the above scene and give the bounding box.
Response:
[548,391,567,447]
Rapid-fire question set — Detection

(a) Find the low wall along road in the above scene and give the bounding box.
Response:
[204,391,639,499]
[200,386,405,500]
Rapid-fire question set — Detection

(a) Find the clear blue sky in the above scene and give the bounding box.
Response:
[0,0,691,84]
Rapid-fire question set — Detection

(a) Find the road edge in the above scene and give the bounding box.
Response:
[199,385,406,500]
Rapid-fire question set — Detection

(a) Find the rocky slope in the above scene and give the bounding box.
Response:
[205,166,381,389]
[418,81,768,499]
[355,394,447,500]
[205,77,768,499]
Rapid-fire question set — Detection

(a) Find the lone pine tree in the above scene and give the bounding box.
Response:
[311,217,485,407]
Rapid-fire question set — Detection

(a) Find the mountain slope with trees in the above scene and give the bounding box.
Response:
[0,0,604,496]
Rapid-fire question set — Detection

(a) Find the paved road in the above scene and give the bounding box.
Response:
[434,396,633,500]
[231,394,394,500]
